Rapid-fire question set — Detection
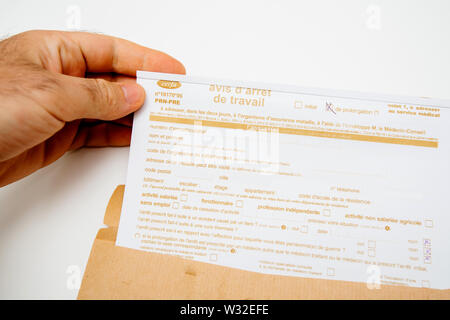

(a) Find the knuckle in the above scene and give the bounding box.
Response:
[0,30,63,65]
[10,30,44,46]
[0,31,44,63]
[93,78,120,108]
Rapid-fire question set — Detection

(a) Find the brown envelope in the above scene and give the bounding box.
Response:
[77,185,450,299]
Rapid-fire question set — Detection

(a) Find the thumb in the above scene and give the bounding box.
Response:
[53,74,145,121]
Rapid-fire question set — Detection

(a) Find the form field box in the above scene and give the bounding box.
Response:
[209,254,218,262]
[294,100,303,109]
[327,267,335,276]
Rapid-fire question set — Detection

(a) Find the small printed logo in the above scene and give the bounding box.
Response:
[157,80,182,89]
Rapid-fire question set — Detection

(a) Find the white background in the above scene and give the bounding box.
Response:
[0,0,449,299]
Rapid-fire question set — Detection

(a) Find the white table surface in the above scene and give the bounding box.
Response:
[0,0,449,299]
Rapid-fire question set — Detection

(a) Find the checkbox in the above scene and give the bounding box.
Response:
[322,209,331,217]
[300,225,308,233]
[327,267,335,276]
[180,194,188,202]
[209,254,217,262]
[368,240,376,249]
[172,202,179,209]
[235,200,243,208]
[294,100,303,109]
[421,280,430,288]
[368,248,376,257]
[424,219,433,228]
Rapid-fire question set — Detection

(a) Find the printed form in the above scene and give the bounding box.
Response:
[117,71,450,289]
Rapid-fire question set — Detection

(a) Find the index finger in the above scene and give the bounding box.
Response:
[66,31,186,76]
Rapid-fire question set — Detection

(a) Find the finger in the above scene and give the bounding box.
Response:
[70,122,132,150]
[66,32,186,76]
[84,74,135,125]
[111,114,133,127]
[82,115,133,127]
[86,73,137,85]
[49,73,145,121]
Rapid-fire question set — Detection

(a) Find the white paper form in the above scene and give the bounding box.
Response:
[117,71,450,289]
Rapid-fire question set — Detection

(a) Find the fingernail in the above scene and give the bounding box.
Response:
[121,83,143,106]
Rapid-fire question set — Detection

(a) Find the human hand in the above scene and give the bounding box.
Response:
[0,30,185,187]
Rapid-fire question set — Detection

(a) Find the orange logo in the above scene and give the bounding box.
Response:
[157,80,181,89]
